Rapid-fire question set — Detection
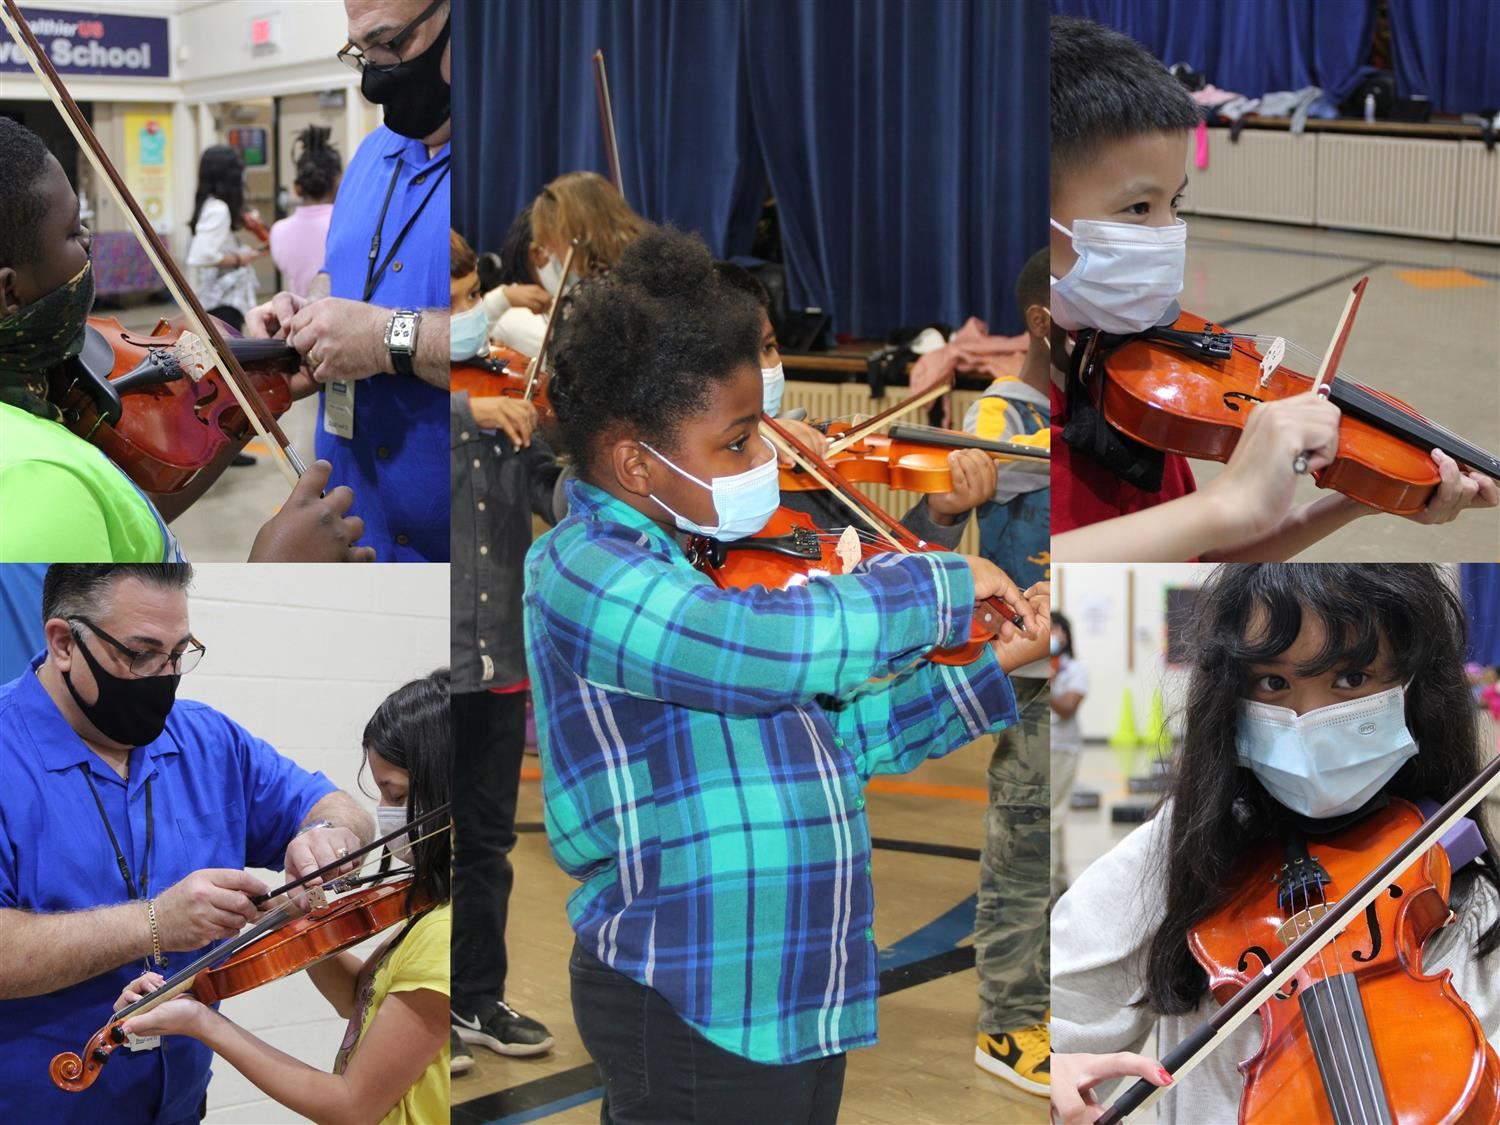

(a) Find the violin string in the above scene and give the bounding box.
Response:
[1307,862,1379,1123]
[1294,872,1362,1123]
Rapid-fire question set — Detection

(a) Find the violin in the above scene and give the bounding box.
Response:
[1078,304,1500,516]
[50,878,433,1093]
[451,344,550,414]
[50,315,299,494]
[689,415,1031,665]
[779,422,1049,494]
[1186,799,1500,1124]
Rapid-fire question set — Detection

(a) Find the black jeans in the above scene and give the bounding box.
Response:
[451,689,527,1014]
[570,942,846,1125]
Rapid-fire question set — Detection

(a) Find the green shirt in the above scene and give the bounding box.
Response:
[0,402,181,561]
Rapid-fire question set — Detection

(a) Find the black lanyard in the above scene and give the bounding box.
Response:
[363,155,450,303]
[82,769,152,902]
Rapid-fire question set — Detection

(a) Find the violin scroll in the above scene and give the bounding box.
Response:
[49,1023,121,1092]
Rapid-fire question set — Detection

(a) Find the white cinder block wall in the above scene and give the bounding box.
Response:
[177,564,450,1125]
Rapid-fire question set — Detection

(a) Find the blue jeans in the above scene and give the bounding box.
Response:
[570,941,847,1124]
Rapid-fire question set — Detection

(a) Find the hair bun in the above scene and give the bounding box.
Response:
[612,225,714,300]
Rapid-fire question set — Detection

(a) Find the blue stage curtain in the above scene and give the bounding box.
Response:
[1051,0,1374,103]
[0,564,46,681]
[1461,564,1500,667]
[741,0,1046,337]
[455,0,1046,338]
[453,0,762,261]
[1388,0,1500,114]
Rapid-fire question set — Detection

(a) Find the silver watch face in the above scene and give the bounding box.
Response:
[388,314,417,350]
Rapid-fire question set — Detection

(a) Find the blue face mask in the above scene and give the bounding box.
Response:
[450,304,489,361]
[761,362,785,417]
[1235,682,1418,820]
[641,436,780,541]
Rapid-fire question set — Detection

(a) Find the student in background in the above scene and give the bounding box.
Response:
[185,145,262,333]
[1049,610,1087,899]
[269,125,342,298]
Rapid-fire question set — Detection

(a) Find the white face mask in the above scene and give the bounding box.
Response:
[1235,683,1418,820]
[640,436,780,541]
[376,803,413,863]
[539,255,578,298]
[761,362,785,416]
[1049,216,1187,334]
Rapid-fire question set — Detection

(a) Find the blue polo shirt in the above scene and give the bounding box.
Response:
[0,657,336,1123]
[317,124,450,562]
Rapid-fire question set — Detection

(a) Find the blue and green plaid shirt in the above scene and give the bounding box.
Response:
[525,479,1016,1064]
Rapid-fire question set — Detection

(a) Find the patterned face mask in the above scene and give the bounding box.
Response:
[0,261,94,419]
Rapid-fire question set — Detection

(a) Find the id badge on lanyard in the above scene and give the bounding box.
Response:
[324,379,355,439]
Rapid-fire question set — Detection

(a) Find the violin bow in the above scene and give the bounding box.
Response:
[822,377,954,456]
[0,0,306,489]
[523,241,577,402]
[1293,276,1367,473]
[250,803,452,907]
[1097,751,1500,1124]
[593,49,625,203]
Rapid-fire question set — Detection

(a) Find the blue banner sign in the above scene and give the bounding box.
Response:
[0,7,170,78]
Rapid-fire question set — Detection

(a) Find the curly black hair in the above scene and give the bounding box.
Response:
[496,204,535,287]
[548,225,762,480]
[292,125,341,201]
[712,260,771,312]
[0,116,56,269]
[1051,16,1199,198]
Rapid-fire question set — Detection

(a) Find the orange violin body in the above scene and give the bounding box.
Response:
[688,506,1007,665]
[451,346,552,416]
[52,315,298,494]
[1188,800,1500,1124]
[50,880,432,1093]
[1088,311,1500,515]
[779,424,1050,494]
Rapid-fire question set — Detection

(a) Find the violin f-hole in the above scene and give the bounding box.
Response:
[1238,945,1299,999]
[1350,885,1401,962]
[1223,391,1264,413]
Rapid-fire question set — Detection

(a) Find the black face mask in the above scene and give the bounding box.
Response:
[0,260,94,419]
[63,629,180,748]
[361,16,451,140]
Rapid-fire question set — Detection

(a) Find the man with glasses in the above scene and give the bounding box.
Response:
[246,0,453,562]
[0,563,374,1122]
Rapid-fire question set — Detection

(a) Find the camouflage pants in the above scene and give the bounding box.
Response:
[975,675,1049,1032]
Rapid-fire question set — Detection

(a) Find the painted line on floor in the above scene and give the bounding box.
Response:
[869,836,982,861]
[457,895,982,1124]
[1218,260,1384,327]
[864,776,988,803]
[1186,232,1500,282]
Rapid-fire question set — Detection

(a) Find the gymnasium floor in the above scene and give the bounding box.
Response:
[1175,216,1500,561]
[451,732,1050,1125]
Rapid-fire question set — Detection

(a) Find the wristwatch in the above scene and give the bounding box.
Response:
[384,309,420,375]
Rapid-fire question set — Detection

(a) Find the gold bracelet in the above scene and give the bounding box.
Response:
[146,897,162,968]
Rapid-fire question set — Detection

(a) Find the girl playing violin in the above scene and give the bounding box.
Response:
[526,224,1034,1122]
[1048,17,1497,562]
[0,117,372,563]
[116,670,452,1125]
[1051,564,1500,1124]
[184,145,263,334]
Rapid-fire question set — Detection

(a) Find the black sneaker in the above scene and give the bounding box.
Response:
[450,1028,474,1076]
[452,1000,555,1057]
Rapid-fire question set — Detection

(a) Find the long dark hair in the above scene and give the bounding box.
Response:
[1053,609,1075,659]
[362,669,451,911]
[189,145,245,234]
[496,204,535,286]
[1142,564,1500,1014]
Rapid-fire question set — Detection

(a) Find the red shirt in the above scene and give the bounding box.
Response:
[1050,380,1197,534]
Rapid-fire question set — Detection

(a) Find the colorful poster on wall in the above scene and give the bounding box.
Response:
[123,111,172,231]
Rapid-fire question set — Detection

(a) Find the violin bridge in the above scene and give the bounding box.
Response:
[1275,900,1331,946]
[172,331,214,383]
[1258,337,1287,388]
[835,526,862,572]
[305,884,329,910]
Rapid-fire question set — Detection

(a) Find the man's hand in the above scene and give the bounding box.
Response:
[470,396,538,448]
[244,290,312,340]
[154,869,268,950]
[286,298,393,385]
[248,460,377,563]
[502,283,551,313]
[284,822,364,885]
[928,449,998,524]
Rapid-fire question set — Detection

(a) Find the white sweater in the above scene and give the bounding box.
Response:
[1052,802,1500,1124]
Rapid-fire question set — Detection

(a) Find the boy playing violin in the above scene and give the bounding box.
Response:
[1048,17,1496,562]
[0,117,372,562]
[525,226,1034,1123]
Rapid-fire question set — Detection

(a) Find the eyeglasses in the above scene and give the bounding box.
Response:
[337,0,448,73]
[71,619,206,677]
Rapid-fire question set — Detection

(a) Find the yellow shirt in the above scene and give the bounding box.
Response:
[340,902,451,1125]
